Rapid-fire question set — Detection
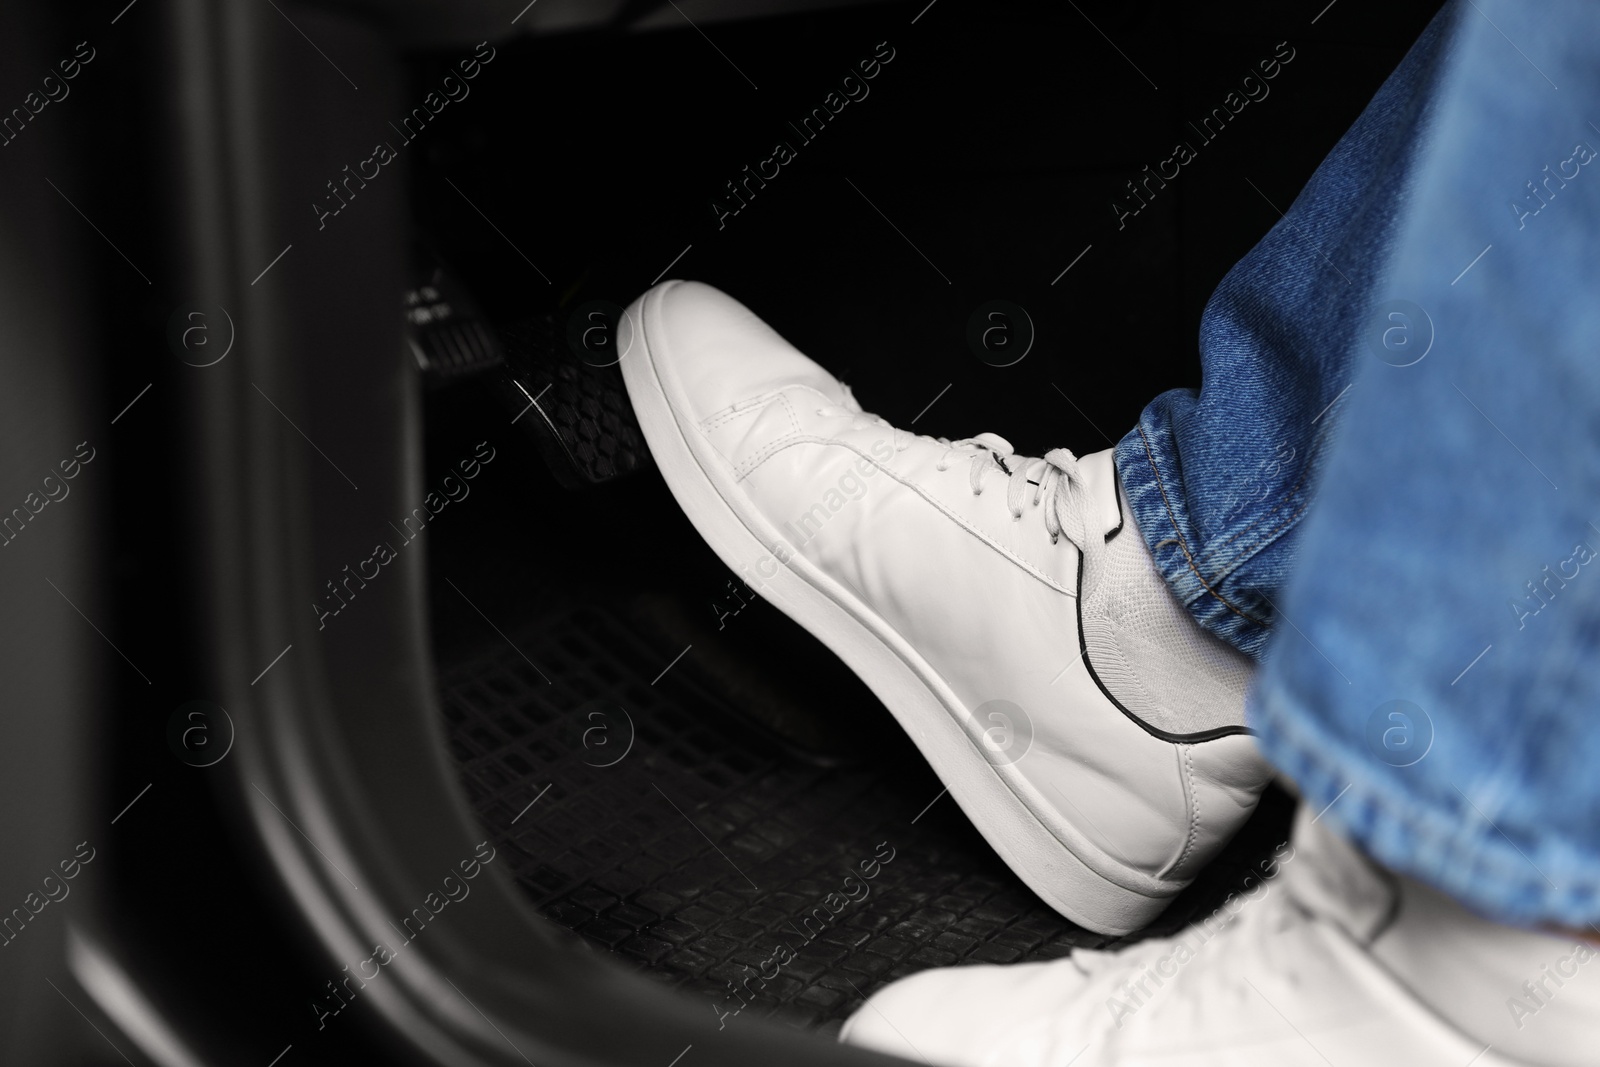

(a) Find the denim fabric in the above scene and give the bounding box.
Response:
[1123,0,1600,927]
[1114,6,1457,660]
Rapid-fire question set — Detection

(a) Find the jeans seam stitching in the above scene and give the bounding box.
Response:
[1198,467,1313,572]
[1135,423,1271,628]
[1201,481,1312,582]
[1215,491,1314,579]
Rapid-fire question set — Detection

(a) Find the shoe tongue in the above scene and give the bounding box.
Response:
[1074,448,1127,540]
[969,432,1013,454]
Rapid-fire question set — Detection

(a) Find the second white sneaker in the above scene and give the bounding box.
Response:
[618,280,1274,935]
[839,805,1600,1066]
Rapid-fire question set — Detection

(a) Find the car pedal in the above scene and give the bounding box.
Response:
[403,260,505,384]
[493,312,652,490]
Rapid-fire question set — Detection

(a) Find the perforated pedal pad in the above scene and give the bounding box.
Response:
[493,312,651,490]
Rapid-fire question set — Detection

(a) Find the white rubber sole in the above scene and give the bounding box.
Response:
[618,283,1174,935]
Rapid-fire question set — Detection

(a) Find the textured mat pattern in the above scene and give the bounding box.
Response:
[439,604,1294,1035]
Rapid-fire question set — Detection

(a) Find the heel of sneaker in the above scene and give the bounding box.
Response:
[1159,733,1276,884]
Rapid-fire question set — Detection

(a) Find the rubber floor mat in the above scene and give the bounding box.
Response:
[437,600,1296,1036]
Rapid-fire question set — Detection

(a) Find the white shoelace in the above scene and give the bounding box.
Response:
[818,387,1098,558]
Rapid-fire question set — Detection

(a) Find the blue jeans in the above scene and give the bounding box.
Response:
[1117,0,1600,929]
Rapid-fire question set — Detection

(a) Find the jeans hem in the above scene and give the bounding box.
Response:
[1115,424,1277,660]
[1250,671,1600,929]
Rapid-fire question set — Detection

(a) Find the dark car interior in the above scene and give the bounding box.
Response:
[0,0,1443,1062]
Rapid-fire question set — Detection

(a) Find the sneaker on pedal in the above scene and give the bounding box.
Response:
[619,280,1273,935]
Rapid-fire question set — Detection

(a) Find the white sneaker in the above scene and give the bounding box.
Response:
[619,280,1273,935]
[839,805,1600,1066]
